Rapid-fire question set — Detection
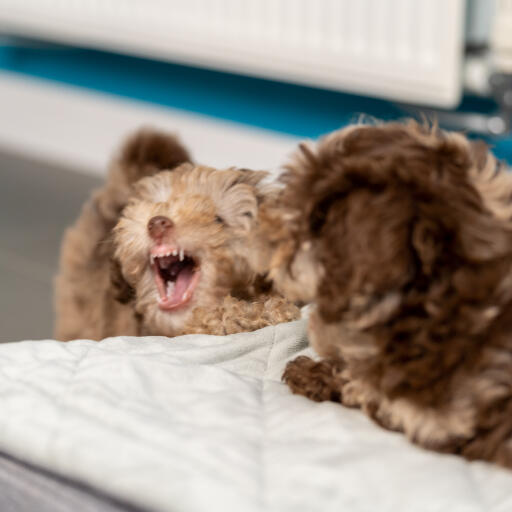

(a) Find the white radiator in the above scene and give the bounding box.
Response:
[0,0,466,107]
[492,0,512,71]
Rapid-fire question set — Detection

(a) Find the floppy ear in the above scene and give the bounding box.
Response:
[217,169,268,233]
[315,187,415,322]
[110,257,135,304]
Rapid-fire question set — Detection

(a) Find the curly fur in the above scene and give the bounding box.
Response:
[255,120,512,469]
[55,128,299,341]
[184,295,300,335]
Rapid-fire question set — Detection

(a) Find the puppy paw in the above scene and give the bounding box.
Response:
[282,356,345,403]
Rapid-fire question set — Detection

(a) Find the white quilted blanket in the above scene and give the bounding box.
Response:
[0,320,512,512]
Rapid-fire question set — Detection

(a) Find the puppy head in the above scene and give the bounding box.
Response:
[113,164,268,335]
[272,121,512,334]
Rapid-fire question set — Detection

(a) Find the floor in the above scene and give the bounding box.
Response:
[0,152,100,342]
[0,451,145,512]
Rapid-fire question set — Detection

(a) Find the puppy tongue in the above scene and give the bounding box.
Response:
[167,266,194,306]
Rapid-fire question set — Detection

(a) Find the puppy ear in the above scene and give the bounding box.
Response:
[315,187,414,322]
[110,257,135,304]
[217,169,268,233]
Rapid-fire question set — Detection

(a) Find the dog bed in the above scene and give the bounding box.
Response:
[0,320,511,512]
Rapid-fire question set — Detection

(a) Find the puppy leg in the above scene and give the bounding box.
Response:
[283,356,346,403]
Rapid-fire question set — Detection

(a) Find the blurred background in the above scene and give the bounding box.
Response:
[0,0,511,341]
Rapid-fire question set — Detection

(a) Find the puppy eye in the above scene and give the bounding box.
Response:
[215,215,225,224]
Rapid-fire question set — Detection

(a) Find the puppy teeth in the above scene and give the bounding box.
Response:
[172,249,178,257]
[179,249,184,261]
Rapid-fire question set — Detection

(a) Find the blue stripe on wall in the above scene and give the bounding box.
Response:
[0,40,511,163]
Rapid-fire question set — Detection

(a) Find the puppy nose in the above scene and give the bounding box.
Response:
[147,215,174,239]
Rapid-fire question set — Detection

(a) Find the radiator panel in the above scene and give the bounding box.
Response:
[0,0,466,107]
[492,0,512,71]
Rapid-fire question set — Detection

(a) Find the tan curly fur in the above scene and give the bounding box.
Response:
[55,128,299,341]
[184,295,300,335]
[253,120,512,469]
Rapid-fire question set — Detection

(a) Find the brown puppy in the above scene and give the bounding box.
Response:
[253,121,512,469]
[55,129,298,341]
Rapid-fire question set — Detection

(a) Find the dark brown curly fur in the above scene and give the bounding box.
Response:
[283,356,346,402]
[267,121,512,468]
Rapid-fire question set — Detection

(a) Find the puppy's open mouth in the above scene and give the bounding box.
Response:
[150,245,200,311]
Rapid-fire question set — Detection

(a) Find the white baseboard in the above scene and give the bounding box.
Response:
[0,71,300,177]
